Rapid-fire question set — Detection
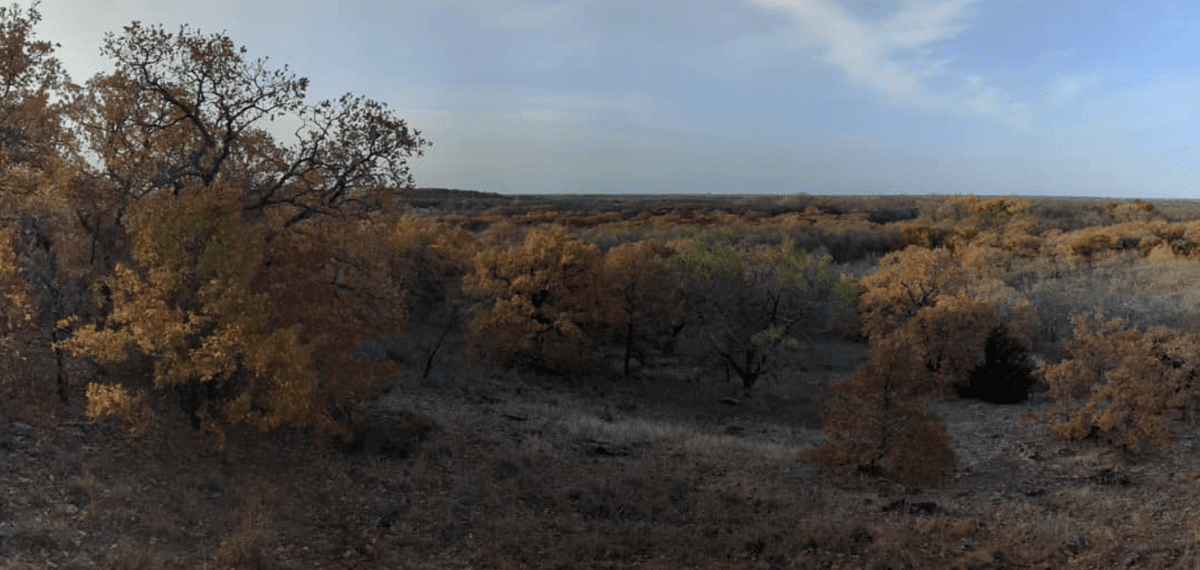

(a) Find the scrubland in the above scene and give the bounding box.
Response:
[7,4,1200,566]
[9,190,1200,569]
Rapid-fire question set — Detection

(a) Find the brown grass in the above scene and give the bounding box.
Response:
[3,356,1200,569]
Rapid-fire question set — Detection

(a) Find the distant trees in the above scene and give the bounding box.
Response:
[666,231,838,388]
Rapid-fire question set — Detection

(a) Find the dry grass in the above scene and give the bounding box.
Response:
[7,363,1200,569]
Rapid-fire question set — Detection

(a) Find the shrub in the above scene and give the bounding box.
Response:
[1040,311,1200,450]
[956,323,1036,404]
[811,336,956,485]
[463,224,617,373]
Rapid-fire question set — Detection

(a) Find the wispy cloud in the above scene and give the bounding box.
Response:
[439,0,593,30]
[744,0,1037,131]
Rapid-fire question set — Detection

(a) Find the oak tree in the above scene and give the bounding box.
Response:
[667,231,837,388]
[55,21,428,445]
[1040,311,1200,451]
[602,239,682,376]
[73,21,429,224]
[464,224,617,373]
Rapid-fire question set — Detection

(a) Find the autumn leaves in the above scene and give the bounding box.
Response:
[462,225,839,387]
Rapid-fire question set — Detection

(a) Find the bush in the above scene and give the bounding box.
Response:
[463,224,616,373]
[1040,311,1200,450]
[956,324,1036,404]
[810,336,956,485]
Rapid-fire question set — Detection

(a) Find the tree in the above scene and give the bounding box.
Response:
[1040,311,1200,451]
[0,1,97,412]
[56,186,331,446]
[55,22,428,446]
[810,334,956,485]
[602,239,682,376]
[73,21,429,225]
[0,1,77,181]
[385,216,479,378]
[464,224,617,373]
[857,245,1039,398]
[667,231,837,388]
[0,225,40,418]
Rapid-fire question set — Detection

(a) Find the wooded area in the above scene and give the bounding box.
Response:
[6,3,1200,567]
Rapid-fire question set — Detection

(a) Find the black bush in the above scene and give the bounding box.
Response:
[957,325,1036,404]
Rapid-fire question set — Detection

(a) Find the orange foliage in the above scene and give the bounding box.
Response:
[602,239,682,375]
[464,224,617,370]
[256,209,407,417]
[0,227,32,329]
[389,215,478,318]
[1041,311,1200,450]
[57,186,405,444]
[860,245,1040,355]
[811,335,956,485]
[57,187,319,440]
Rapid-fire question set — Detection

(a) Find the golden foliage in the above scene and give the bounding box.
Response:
[811,336,956,485]
[389,215,478,315]
[603,239,682,374]
[464,224,617,368]
[0,227,32,329]
[1041,311,1200,450]
[859,246,970,341]
[84,382,151,435]
[860,245,1040,357]
[0,1,77,178]
[902,294,1005,391]
[255,209,406,421]
[58,186,353,440]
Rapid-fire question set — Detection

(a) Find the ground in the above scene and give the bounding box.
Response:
[2,334,1198,569]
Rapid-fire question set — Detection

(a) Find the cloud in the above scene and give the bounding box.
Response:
[438,0,595,30]
[744,0,1037,131]
[878,0,978,50]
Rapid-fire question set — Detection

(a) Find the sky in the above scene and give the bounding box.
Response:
[27,0,1200,198]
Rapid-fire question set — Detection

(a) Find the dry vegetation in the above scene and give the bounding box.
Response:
[8,3,1200,568]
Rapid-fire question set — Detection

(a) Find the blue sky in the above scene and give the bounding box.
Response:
[32,0,1200,197]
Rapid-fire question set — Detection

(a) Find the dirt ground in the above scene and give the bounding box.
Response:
[3,335,1199,568]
